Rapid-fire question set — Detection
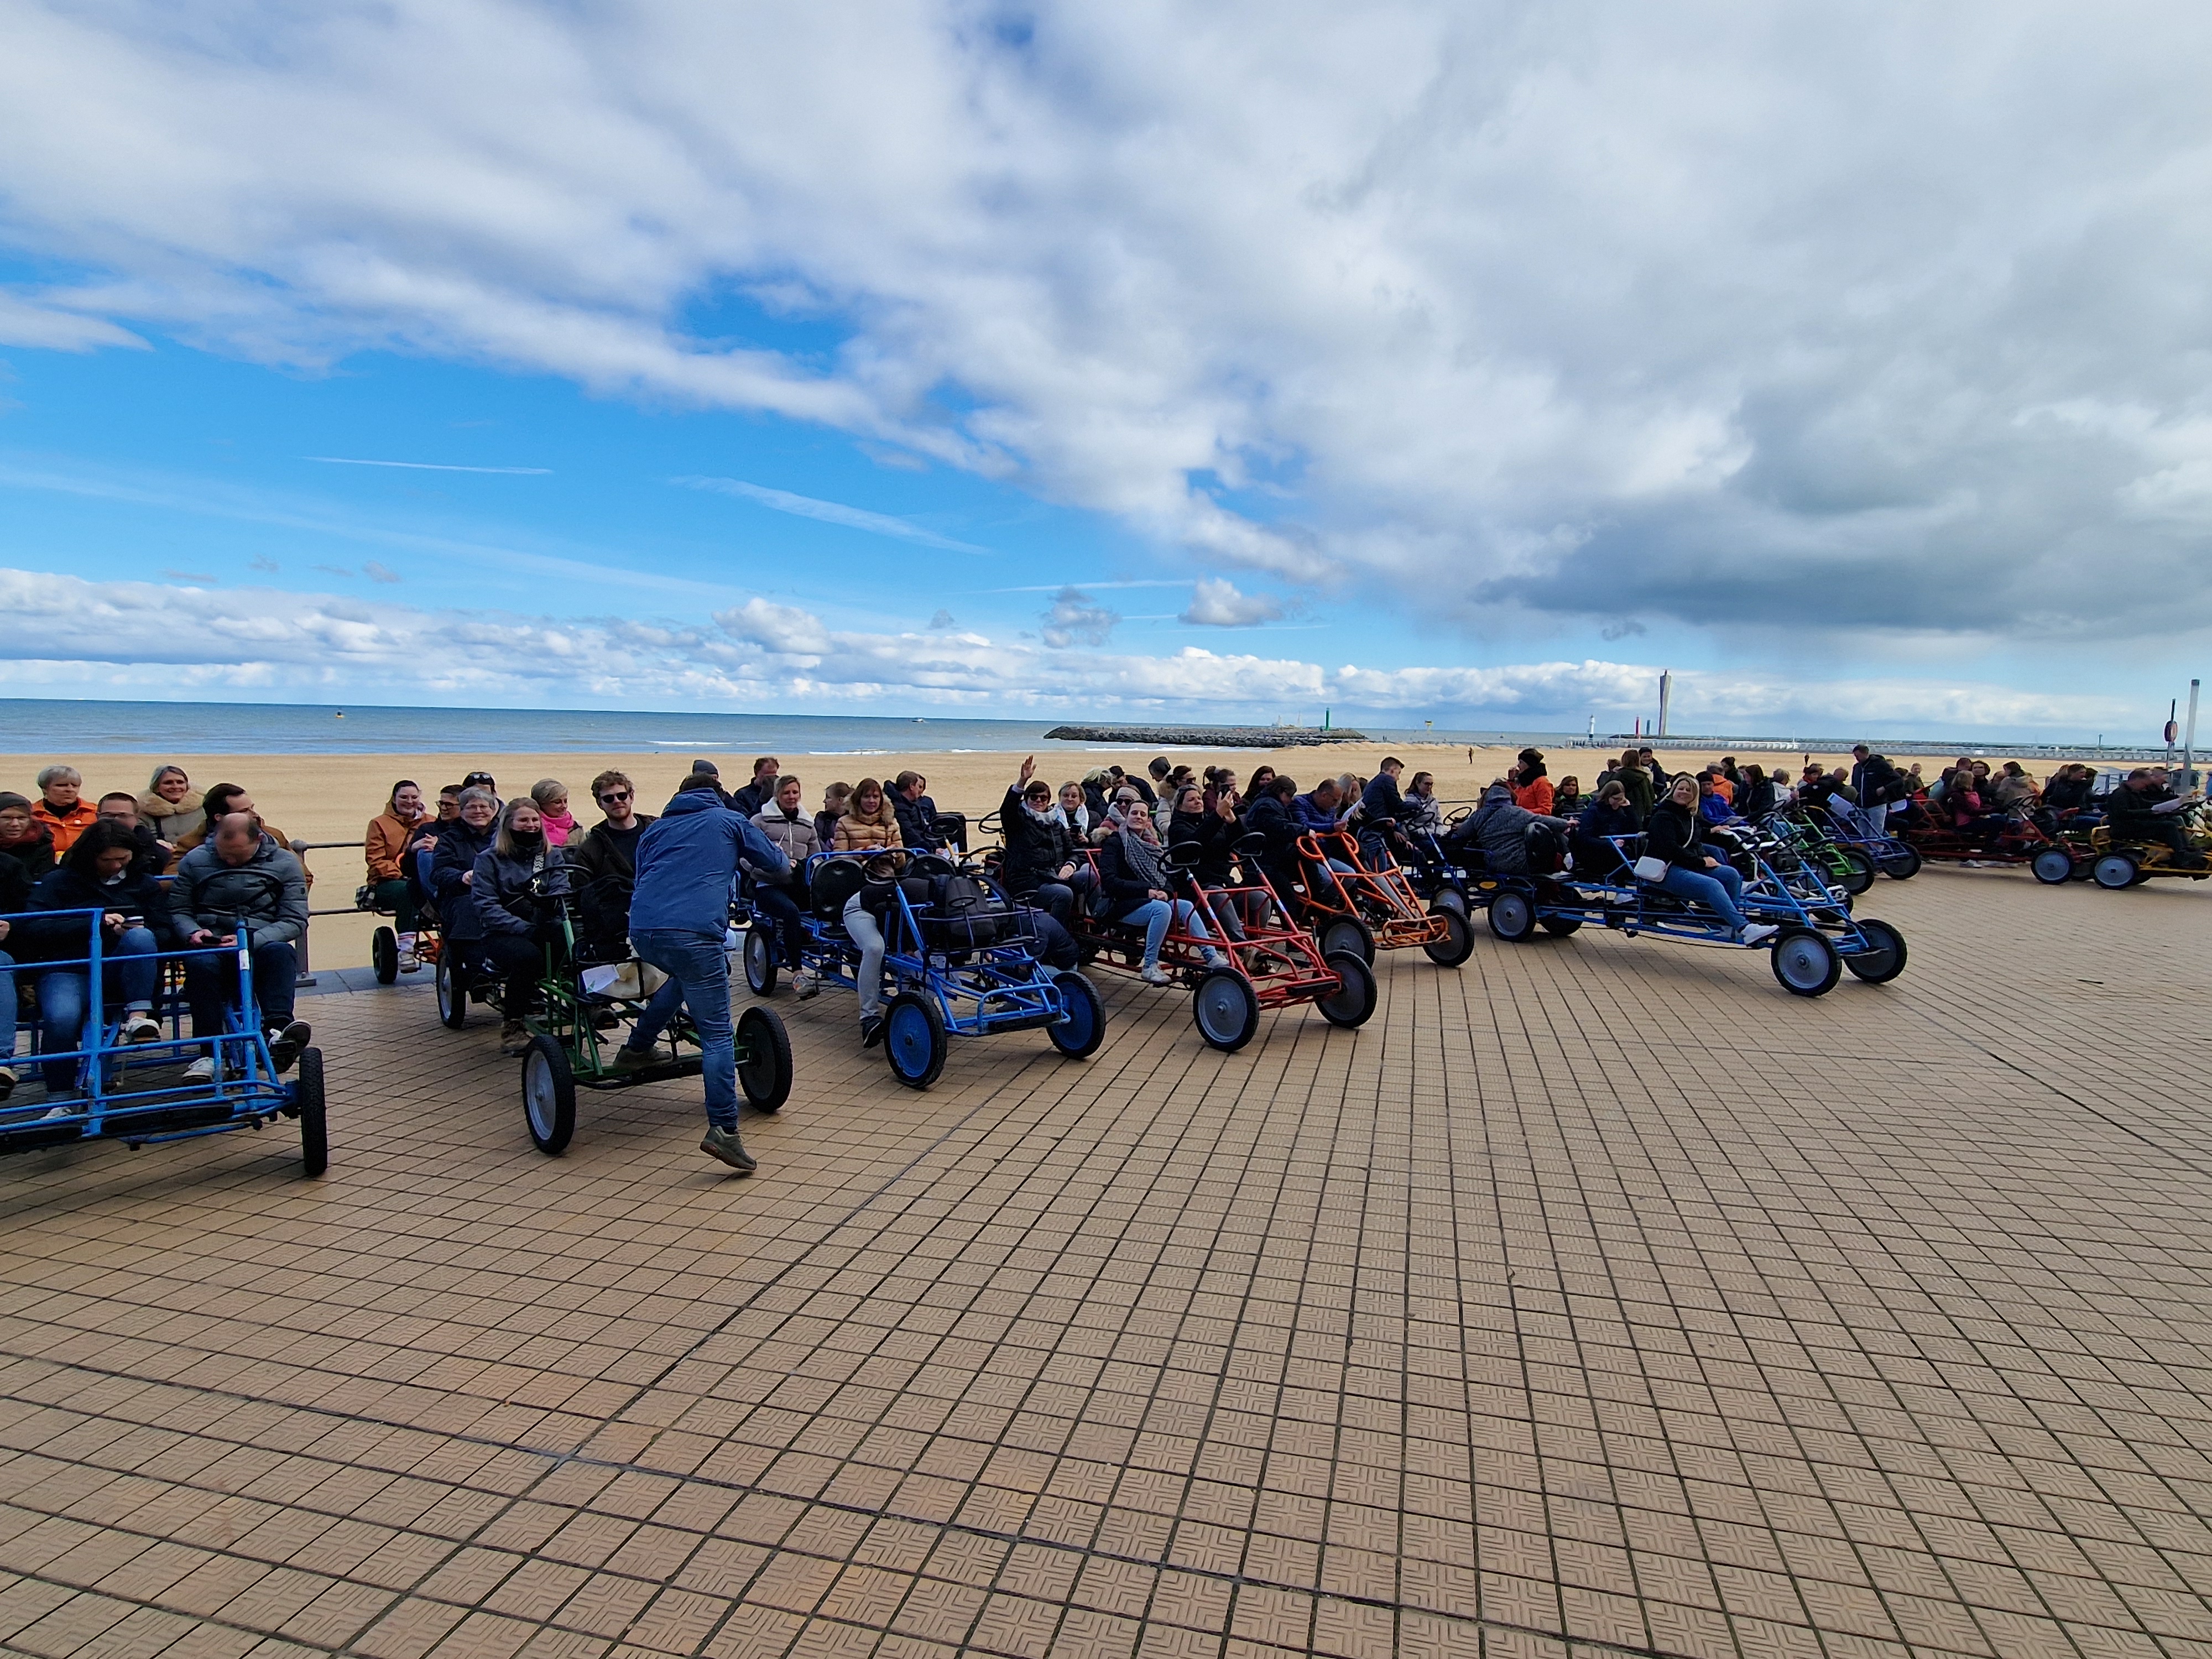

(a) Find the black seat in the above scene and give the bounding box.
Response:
[810,857,868,921]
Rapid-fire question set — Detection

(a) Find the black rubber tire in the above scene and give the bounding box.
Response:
[1422,906,1474,967]
[436,952,469,1030]
[1843,918,1908,984]
[884,992,948,1091]
[1316,950,1378,1029]
[1318,915,1375,966]
[1487,889,1535,942]
[1878,846,1921,880]
[1047,971,1107,1059]
[1192,968,1261,1053]
[295,1048,327,1177]
[1770,928,1842,997]
[522,1035,576,1155]
[2031,848,2075,885]
[737,1004,794,1112]
[1834,849,1876,896]
[372,927,398,985]
[2092,853,2139,890]
[1540,914,1583,937]
[742,927,778,997]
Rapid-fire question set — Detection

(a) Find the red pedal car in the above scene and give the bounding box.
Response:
[1071,833,1376,1052]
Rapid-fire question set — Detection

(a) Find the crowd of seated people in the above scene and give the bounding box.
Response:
[0,761,315,1107]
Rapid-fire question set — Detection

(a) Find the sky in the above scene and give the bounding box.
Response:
[3,1,2211,740]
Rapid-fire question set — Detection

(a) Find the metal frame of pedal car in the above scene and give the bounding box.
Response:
[1900,806,2086,885]
[1762,806,1883,895]
[508,868,793,1155]
[1289,826,1473,968]
[1480,837,1909,998]
[2068,806,2212,891]
[0,908,325,1174]
[738,850,1106,1090]
[1794,800,1922,881]
[1071,833,1378,1053]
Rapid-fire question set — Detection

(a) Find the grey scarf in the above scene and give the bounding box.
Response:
[1119,826,1165,890]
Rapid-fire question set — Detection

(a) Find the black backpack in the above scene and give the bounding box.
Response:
[924,870,1016,953]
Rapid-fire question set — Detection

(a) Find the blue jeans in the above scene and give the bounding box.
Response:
[627,927,737,1130]
[842,894,888,1019]
[1118,898,1211,969]
[1656,863,1747,933]
[753,884,806,969]
[184,938,298,1035]
[36,926,159,1090]
[0,948,14,1062]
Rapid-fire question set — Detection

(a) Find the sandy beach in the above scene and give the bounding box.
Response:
[3,739,1953,969]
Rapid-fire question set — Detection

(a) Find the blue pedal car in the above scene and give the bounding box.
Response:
[735,851,1105,1088]
[1481,831,1907,997]
[1,909,326,1173]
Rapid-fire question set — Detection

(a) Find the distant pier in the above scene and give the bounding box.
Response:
[1042,723,1369,748]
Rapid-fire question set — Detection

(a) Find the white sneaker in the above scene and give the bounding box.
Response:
[1141,965,1173,987]
[184,1057,216,1083]
[40,1104,74,1121]
[792,968,820,1000]
[121,1014,161,1045]
[1739,923,1781,947]
[398,950,420,972]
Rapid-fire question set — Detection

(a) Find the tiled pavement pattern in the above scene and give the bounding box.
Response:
[3,870,2211,1658]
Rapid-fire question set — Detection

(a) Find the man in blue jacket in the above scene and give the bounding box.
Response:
[611,775,791,1172]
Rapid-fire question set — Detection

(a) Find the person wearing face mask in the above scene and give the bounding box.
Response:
[430,787,502,963]
[473,798,562,1054]
[18,823,184,1103]
[748,774,820,998]
[1098,801,1220,985]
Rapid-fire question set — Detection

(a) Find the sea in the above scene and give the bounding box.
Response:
[0,698,1563,757]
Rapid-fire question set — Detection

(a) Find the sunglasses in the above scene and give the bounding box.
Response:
[597,790,632,805]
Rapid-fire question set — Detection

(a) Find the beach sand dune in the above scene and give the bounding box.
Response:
[4,742,1879,968]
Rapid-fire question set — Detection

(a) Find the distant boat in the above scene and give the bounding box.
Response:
[913,718,926,723]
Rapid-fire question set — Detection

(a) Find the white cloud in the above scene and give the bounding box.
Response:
[1040,587,1119,649]
[0,566,2129,733]
[1182,577,1286,627]
[9,4,2212,644]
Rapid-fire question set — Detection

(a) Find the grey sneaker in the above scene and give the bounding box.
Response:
[792,968,820,1000]
[608,1044,656,1074]
[1140,964,1173,987]
[700,1125,757,1173]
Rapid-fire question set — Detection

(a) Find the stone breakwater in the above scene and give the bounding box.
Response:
[1042,724,1369,748]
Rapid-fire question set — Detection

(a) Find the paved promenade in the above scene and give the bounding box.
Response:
[2,869,2209,1657]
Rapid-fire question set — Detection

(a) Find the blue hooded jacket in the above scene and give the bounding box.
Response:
[628,787,791,936]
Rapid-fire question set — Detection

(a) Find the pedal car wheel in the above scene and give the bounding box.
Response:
[1770,928,1842,997]
[884,993,948,1091]
[1843,919,1907,984]
[521,1035,576,1155]
[737,1005,794,1112]
[372,927,399,985]
[1192,968,1260,1053]
[1487,889,1535,942]
[2031,848,2075,885]
[295,1048,327,1177]
[1316,950,1378,1029]
[2092,852,2139,890]
[1318,915,1375,965]
[1835,849,1876,896]
[435,952,469,1030]
[1539,914,1583,938]
[1422,905,1474,968]
[1433,887,1468,919]
[1047,971,1107,1060]
[742,927,779,997]
[1877,846,1921,880]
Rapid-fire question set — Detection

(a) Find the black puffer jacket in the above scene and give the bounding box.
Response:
[1644,800,1723,873]
[1166,807,1237,886]
[20,864,186,964]
[430,819,498,941]
[472,840,560,938]
[999,787,1073,897]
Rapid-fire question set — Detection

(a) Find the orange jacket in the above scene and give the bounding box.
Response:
[1512,777,1554,815]
[32,798,97,855]
[366,811,425,882]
